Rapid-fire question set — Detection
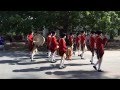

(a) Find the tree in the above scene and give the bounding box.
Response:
[0,11,119,40]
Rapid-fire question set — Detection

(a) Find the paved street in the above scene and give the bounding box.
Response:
[0,50,120,79]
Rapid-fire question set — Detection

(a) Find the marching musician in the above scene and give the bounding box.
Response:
[89,31,96,64]
[103,33,108,47]
[65,34,72,60]
[75,32,81,56]
[93,31,105,72]
[79,31,86,59]
[27,31,34,52]
[58,33,67,69]
[46,32,52,58]
[30,31,45,61]
[50,31,59,63]
[69,33,74,50]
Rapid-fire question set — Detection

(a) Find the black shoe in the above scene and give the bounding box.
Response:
[62,65,66,68]
[98,70,103,72]
[51,60,57,63]
[73,52,75,55]
[91,62,94,64]
[59,65,66,69]
[93,66,97,71]
[80,55,84,59]
[80,54,82,57]
[90,61,94,64]
[31,57,33,61]
[81,58,84,59]
[59,66,64,69]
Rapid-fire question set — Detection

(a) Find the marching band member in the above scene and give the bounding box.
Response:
[58,33,67,69]
[46,32,52,58]
[65,34,72,60]
[50,31,59,63]
[27,31,34,52]
[103,34,108,47]
[89,31,96,64]
[69,33,74,49]
[30,31,45,61]
[68,33,74,59]
[75,32,81,56]
[79,31,86,59]
[27,31,34,61]
[93,31,105,72]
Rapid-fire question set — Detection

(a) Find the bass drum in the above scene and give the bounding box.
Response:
[33,34,45,47]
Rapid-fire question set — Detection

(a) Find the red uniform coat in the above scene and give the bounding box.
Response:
[28,34,33,42]
[69,35,74,46]
[103,37,108,46]
[80,35,86,45]
[96,36,104,58]
[90,36,95,49]
[95,35,99,49]
[95,36,99,42]
[59,38,67,56]
[76,36,81,48]
[46,35,51,50]
[28,34,33,51]
[50,36,58,53]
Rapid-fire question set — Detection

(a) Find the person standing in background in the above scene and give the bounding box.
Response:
[0,35,5,51]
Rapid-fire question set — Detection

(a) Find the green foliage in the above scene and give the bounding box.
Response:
[0,11,120,39]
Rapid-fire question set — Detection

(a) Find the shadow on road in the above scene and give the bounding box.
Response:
[0,51,28,58]
[12,63,92,73]
[13,65,58,72]
[45,70,109,79]
[67,63,91,66]
[0,58,50,65]
[0,51,48,59]
[17,60,50,65]
[0,59,21,65]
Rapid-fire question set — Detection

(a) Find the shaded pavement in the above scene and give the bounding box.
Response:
[0,50,120,79]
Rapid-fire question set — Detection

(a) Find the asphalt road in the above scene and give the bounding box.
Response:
[0,50,120,79]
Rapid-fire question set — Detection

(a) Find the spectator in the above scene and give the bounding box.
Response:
[0,35,5,51]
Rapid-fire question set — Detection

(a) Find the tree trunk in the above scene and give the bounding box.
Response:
[110,30,114,40]
[118,30,120,36]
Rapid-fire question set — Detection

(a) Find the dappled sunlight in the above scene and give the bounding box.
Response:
[45,70,110,79]
[0,50,120,79]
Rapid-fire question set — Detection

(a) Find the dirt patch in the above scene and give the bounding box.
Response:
[4,42,47,52]
[105,40,120,51]
[2,40,120,52]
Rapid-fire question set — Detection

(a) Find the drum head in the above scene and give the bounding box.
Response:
[33,34,45,47]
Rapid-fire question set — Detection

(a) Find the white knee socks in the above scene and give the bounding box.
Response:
[51,52,55,61]
[98,58,102,70]
[81,51,84,58]
[48,50,51,57]
[91,56,94,62]
[60,59,65,67]
[31,53,35,60]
